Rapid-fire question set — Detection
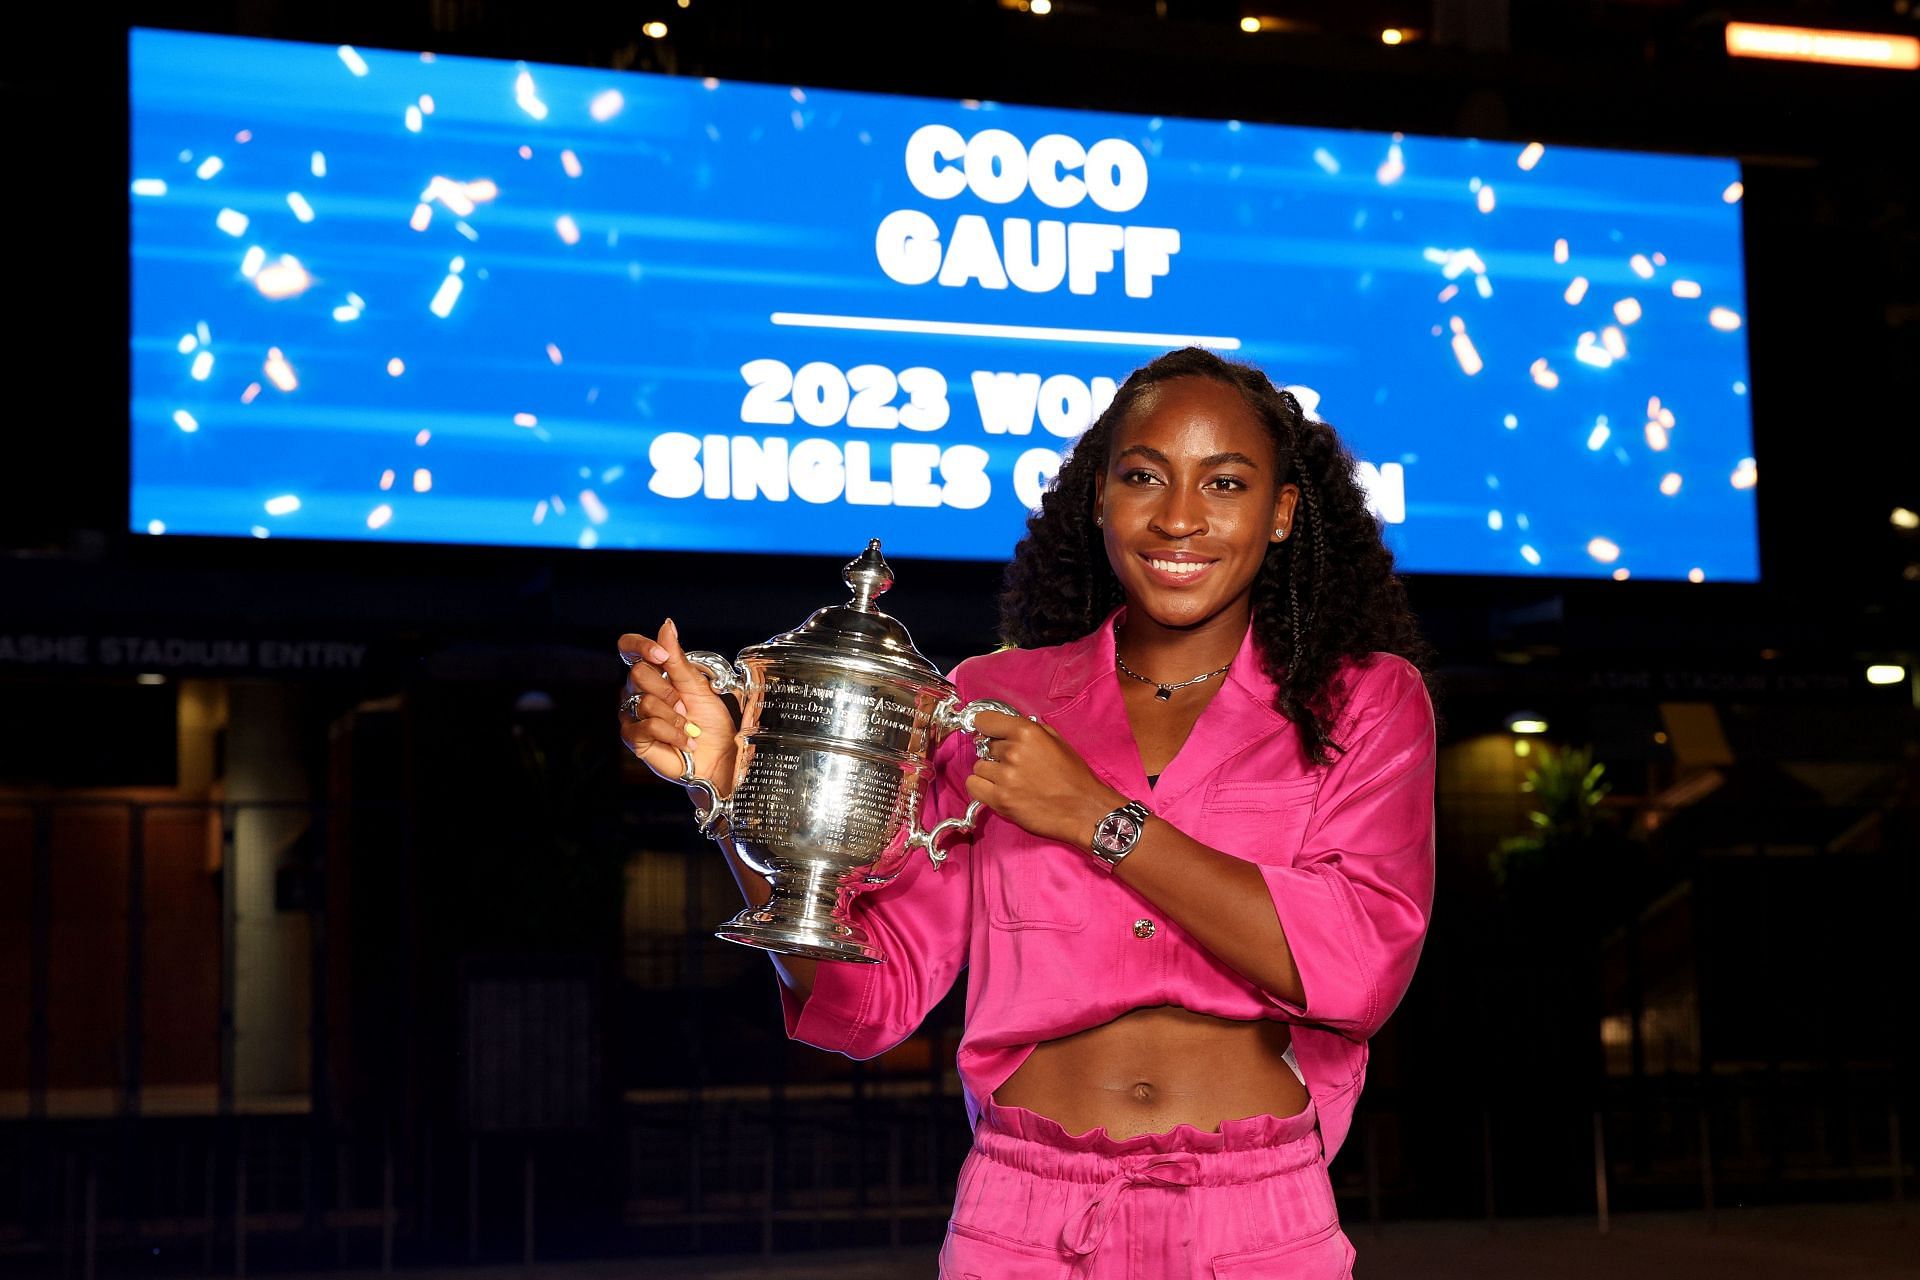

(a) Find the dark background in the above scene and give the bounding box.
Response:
[1,0,1916,1272]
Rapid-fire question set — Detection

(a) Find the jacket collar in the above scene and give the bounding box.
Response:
[1044,607,1294,805]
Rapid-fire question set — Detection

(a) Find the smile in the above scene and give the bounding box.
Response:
[1140,554,1218,583]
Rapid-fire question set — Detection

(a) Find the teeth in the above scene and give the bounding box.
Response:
[1149,558,1209,575]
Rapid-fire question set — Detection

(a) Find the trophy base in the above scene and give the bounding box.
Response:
[714,911,884,964]
[714,855,892,963]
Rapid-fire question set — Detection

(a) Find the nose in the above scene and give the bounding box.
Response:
[1148,484,1207,539]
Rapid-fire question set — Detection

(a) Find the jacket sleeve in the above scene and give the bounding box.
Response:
[1257,654,1436,1041]
[778,661,981,1059]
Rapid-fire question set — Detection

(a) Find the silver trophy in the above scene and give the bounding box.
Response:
[677,540,1015,964]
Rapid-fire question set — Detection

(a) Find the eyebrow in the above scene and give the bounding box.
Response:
[1116,444,1263,470]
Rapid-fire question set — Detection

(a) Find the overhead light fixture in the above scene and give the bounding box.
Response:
[1504,713,1548,735]
[642,21,668,39]
[1866,664,1907,686]
[1892,506,1919,529]
[1241,17,1262,33]
[1381,28,1404,45]
[1030,0,1052,12]
[136,673,168,686]
[1725,22,1919,69]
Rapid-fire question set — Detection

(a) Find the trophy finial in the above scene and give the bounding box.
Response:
[843,539,894,612]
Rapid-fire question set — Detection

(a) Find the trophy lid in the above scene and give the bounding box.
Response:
[746,540,947,683]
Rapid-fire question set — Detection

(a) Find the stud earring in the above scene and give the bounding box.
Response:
[1274,527,1288,540]
[1095,513,1104,527]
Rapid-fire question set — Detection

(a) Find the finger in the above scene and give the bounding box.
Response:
[618,633,665,668]
[625,692,698,738]
[655,619,724,702]
[621,716,690,756]
[970,709,1025,739]
[621,635,672,694]
[637,691,688,725]
[964,773,996,807]
[620,721,694,780]
[969,759,1008,784]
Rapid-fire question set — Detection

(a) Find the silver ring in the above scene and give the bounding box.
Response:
[619,692,643,723]
[974,735,994,762]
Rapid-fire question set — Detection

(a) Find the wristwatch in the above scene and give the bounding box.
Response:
[1090,799,1152,871]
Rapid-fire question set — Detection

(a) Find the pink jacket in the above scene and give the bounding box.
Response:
[781,608,1437,1163]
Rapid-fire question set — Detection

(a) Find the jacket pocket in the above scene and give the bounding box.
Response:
[986,824,1090,932]
[1210,1218,1354,1278]
[1201,776,1322,865]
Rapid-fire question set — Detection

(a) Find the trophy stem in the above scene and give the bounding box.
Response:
[715,860,885,964]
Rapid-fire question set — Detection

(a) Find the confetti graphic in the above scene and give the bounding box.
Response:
[129,28,1757,580]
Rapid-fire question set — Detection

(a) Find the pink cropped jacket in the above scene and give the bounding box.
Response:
[781,608,1437,1163]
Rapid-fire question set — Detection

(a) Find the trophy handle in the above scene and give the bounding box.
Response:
[675,651,742,841]
[677,748,733,842]
[683,650,745,696]
[908,697,1019,868]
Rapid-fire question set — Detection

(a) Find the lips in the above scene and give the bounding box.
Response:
[1139,551,1218,584]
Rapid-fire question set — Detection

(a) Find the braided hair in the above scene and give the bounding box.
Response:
[997,347,1438,766]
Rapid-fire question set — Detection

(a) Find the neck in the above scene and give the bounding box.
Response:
[1113,599,1250,681]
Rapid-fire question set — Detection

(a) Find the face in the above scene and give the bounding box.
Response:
[1095,376,1299,634]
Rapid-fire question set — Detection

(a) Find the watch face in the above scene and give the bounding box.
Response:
[1095,812,1140,852]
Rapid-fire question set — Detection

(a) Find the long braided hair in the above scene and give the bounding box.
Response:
[997,347,1438,766]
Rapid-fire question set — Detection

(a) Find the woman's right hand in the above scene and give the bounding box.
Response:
[617,619,739,796]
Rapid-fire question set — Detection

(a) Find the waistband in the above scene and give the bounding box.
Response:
[973,1094,1322,1186]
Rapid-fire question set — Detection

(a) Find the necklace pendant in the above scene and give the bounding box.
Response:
[1154,686,1174,701]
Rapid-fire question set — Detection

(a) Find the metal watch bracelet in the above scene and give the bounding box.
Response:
[1090,799,1152,871]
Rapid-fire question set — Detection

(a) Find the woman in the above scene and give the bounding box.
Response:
[619,347,1439,1277]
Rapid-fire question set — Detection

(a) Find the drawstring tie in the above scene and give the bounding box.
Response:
[1061,1152,1203,1257]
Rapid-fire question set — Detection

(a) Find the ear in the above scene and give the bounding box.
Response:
[1270,483,1302,543]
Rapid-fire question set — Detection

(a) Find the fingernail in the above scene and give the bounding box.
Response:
[685,721,701,739]
[649,645,669,663]
[673,700,687,716]
[663,618,678,642]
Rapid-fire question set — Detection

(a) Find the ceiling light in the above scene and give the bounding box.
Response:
[1866,664,1907,685]
[1382,28,1404,44]
[1505,713,1548,735]
[1892,506,1919,529]
[1241,17,1261,33]
[1031,0,1052,12]
[1725,21,1918,69]
[642,21,668,39]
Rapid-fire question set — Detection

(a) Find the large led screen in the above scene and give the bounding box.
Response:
[130,28,1758,580]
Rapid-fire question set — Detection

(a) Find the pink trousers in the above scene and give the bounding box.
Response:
[938,1095,1354,1279]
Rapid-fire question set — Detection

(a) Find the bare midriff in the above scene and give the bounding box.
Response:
[991,1004,1308,1141]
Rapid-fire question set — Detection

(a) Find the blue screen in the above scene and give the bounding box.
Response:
[130,28,1758,581]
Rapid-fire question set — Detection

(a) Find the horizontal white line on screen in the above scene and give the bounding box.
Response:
[769,311,1242,351]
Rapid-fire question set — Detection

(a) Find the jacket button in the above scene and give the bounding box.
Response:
[1133,918,1156,940]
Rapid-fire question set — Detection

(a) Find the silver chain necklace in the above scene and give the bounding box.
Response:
[1114,648,1233,701]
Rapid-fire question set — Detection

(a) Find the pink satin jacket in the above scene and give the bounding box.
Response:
[780,609,1437,1163]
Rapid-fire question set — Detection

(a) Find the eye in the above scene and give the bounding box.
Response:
[1206,474,1251,491]
[1121,467,1163,486]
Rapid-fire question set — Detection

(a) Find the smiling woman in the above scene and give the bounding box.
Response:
[619,347,1441,1278]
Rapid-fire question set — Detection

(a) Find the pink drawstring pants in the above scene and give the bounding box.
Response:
[938,1095,1355,1279]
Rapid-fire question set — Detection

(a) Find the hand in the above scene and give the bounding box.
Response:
[964,710,1127,847]
[616,619,738,794]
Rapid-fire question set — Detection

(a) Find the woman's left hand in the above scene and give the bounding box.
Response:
[965,709,1129,846]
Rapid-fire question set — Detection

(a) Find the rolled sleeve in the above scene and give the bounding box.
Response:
[1261,656,1437,1040]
